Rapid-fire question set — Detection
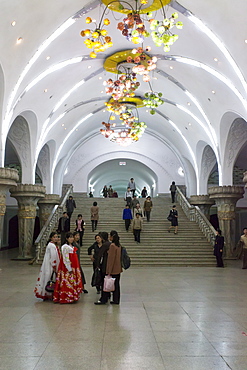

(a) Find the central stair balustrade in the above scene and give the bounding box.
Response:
[33,185,73,263]
[176,186,216,246]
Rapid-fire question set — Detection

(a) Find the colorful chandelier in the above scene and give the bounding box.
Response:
[80,0,183,57]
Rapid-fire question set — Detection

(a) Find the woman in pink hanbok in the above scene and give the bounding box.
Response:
[34,232,61,300]
[53,232,83,304]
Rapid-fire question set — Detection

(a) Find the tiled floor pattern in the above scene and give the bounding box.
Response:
[1,249,247,369]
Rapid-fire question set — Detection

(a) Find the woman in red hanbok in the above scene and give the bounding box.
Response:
[53,232,83,304]
[34,232,61,300]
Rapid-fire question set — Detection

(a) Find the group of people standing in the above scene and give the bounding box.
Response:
[34,228,124,305]
[102,185,118,198]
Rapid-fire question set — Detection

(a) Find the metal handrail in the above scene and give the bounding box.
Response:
[176,186,216,246]
[33,185,73,263]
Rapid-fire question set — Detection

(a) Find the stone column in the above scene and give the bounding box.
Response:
[208,186,244,258]
[9,184,46,260]
[38,194,60,229]
[0,168,19,248]
[189,195,215,219]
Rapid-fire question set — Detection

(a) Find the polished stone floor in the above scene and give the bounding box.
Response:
[1,249,247,370]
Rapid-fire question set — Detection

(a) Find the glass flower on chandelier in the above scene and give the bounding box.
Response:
[143,90,164,115]
[117,12,150,44]
[148,12,183,52]
[80,17,113,58]
[100,104,146,145]
[126,47,157,82]
[104,69,140,100]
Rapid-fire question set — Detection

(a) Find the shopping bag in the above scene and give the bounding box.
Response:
[103,275,115,292]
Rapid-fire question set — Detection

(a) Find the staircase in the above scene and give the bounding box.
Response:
[71,194,216,267]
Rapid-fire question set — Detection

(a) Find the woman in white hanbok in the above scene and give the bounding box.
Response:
[34,232,61,300]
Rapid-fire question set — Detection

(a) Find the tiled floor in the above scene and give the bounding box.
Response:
[1,249,247,369]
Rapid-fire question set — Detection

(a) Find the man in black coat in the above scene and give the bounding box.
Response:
[66,195,76,219]
[57,212,70,245]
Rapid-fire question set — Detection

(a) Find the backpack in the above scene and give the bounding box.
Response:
[121,246,131,270]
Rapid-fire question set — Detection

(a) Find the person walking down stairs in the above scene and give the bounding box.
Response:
[132,213,143,243]
[143,196,153,222]
[168,205,178,234]
[91,201,99,232]
[122,204,133,232]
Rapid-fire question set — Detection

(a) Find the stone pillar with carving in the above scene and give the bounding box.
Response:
[243,171,247,189]
[189,195,215,219]
[208,186,244,258]
[9,184,46,259]
[0,168,19,248]
[38,194,60,229]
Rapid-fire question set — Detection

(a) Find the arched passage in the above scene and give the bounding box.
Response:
[88,159,158,197]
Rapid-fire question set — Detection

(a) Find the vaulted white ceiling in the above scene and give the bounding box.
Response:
[1,0,247,196]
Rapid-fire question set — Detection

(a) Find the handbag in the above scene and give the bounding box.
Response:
[167,214,173,222]
[45,271,56,292]
[103,275,116,292]
[91,268,102,287]
[121,246,131,270]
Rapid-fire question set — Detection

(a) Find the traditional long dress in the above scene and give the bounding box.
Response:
[53,244,83,304]
[34,242,61,300]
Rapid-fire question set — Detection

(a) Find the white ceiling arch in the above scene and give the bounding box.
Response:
[0,0,247,197]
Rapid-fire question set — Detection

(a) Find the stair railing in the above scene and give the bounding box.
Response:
[176,186,216,246]
[33,185,73,263]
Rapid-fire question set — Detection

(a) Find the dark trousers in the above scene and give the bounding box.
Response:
[76,230,84,246]
[125,219,131,231]
[91,220,98,232]
[93,262,101,292]
[131,189,135,197]
[134,229,141,243]
[67,212,73,219]
[101,274,121,304]
[216,253,224,267]
[126,197,132,207]
[243,248,247,269]
[171,191,176,203]
[146,211,151,221]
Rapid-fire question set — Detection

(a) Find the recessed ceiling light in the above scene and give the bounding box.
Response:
[16,37,23,44]
[187,102,191,105]
[169,66,173,69]
[188,122,192,126]
[88,65,92,69]
[62,124,65,126]
[212,90,216,94]
[64,127,67,130]
[99,76,102,80]
[46,56,50,60]
[101,91,104,93]
[146,110,149,112]
[103,109,106,112]
[153,77,157,80]
[245,40,247,44]
[44,89,48,93]
[11,21,16,26]
[214,58,218,62]
[76,129,78,131]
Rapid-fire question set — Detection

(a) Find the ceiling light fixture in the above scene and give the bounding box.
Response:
[16,37,23,44]
[80,0,183,58]
[11,21,16,26]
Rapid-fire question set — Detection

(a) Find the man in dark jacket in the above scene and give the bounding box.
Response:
[66,195,76,219]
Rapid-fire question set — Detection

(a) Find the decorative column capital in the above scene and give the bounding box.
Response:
[9,184,46,204]
[38,194,60,205]
[208,185,244,202]
[190,194,215,206]
[0,167,19,186]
